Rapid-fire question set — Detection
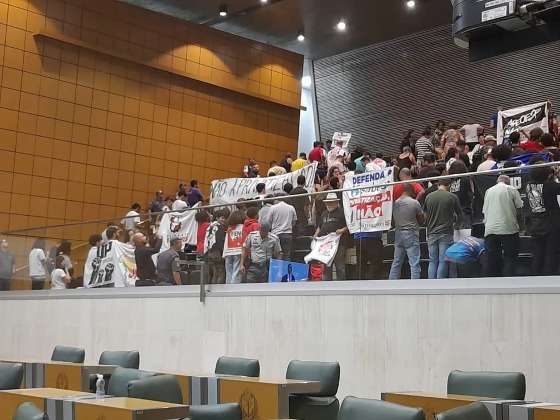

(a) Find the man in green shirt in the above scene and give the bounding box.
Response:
[423,179,463,279]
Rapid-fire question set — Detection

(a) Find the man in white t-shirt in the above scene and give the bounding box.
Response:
[122,203,141,231]
[460,122,483,146]
[172,191,188,211]
[28,238,48,290]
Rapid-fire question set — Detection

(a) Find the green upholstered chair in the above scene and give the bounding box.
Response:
[188,403,242,420]
[51,345,85,363]
[127,374,183,404]
[89,350,140,392]
[338,397,425,420]
[0,362,23,389]
[107,367,155,397]
[286,360,340,420]
[447,370,526,400]
[436,402,492,420]
[99,350,140,368]
[215,356,260,377]
[13,402,46,420]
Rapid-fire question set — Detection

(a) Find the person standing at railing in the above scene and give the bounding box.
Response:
[483,175,524,277]
[223,211,246,284]
[0,239,15,292]
[204,209,230,284]
[424,179,463,279]
[51,255,71,290]
[240,222,282,283]
[133,232,162,287]
[389,184,424,280]
[28,238,48,291]
[264,194,297,261]
[314,193,348,281]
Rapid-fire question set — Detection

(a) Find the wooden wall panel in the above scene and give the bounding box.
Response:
[0,0,303,281]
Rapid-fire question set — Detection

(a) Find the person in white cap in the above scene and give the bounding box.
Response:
[314,192,348,280]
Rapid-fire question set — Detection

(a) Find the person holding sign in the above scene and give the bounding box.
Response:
[315,193,348,281]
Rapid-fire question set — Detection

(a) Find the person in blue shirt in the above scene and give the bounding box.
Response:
[445,236,487,278]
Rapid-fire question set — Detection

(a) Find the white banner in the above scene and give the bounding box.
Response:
[342,167,395,234]
[83,240,137,288]
[304,233,341,266]
[497,101,549,143]
[158,204,199,250]
[209,162,318,205]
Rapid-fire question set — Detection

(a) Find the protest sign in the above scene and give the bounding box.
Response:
[304,233,341,266]
[84,240,137,288]
[332,132,352,149]
[209,162,317,205]
[497,102,549,143]
[342,167,394,234]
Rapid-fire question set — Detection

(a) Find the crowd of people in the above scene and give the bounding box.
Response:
[1,114,560,290]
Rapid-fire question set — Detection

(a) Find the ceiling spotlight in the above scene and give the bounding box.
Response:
[260,0,268,3]
[219,4,228,16]
[297,32,305,42]
[301,76,312,89]
[336,20,347,32]
[406,0,416,8]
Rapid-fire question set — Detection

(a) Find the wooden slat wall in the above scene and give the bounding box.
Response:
[314,24,560,155]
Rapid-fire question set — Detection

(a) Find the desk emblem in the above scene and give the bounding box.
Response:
[239,389,258,420]
[56,373,69,389]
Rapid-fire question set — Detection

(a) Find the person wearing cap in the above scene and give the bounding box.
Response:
[240,222,282,283]
[315,192,348,280]
[156,236,183,286]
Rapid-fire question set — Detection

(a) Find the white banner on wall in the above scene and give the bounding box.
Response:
[83,240,137,288]
[497,101,549,143]
[342,167,394,234]
[209,162,318,205]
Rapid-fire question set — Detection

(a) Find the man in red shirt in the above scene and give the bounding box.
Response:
[308,141,326,163]
[394,168,425,201]
[520,128,545,152]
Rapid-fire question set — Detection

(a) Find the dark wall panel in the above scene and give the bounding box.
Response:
[314,25,560,155]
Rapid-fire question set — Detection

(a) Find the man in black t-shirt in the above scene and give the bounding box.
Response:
[133,232,162,286]
[315,193,348,281]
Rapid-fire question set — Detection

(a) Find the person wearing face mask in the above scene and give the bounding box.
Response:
[314,193,348,281]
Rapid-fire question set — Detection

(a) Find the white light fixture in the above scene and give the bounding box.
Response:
[260,0,268,3]
[336,19,347,32]
[219,4,228,16]
[301,76,312,89]
[406,0,416,9]
[297,32,305,42]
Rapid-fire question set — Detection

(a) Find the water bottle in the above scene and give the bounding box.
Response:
[95,374,105,398]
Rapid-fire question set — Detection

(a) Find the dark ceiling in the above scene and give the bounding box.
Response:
[119,0,453,59]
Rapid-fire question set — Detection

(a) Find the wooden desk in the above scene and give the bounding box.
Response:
[382,392,494,420]
[219,376,320,420]
[74,397,188,420]
[509,403,560,420]
[1,359,116,391]
[0,389,189,420]
[0,387,94,419]
[165,372,320,420]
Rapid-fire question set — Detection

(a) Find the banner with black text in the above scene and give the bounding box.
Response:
[497,102,549,143]
[209,162,318,205]
[83,240,137,288]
